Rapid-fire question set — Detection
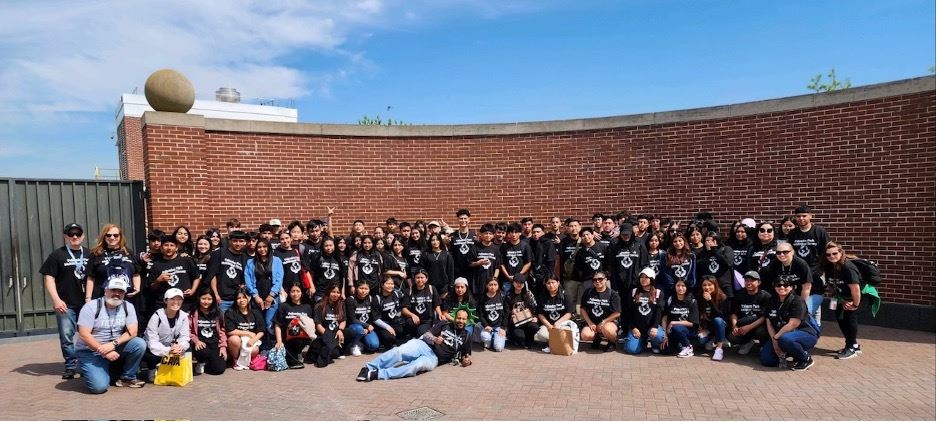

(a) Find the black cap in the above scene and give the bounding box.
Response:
[229,230,248,240]
[63,223,83,234]
[620,223,634,235]
[512,273,527,283]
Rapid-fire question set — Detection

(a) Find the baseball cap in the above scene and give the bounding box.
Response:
[639,267,656,279]
[104,277,129,292]
[164,288,184,300]
[743,270,761,280]
[453,277,468,287]
[427,220,440,228]
[269,219,282,226]
[63,223,84,234]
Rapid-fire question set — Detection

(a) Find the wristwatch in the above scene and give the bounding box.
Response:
[112,340,119,347]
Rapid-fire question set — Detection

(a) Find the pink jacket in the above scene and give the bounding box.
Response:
[189,309,228,353]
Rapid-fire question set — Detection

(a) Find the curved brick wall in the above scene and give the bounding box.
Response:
[141,76,935,305]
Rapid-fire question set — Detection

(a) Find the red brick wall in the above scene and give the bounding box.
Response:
[117,116,144,180]
[141,89,936,306]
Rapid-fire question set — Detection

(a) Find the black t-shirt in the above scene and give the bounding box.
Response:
[824,260,862,301]
[376,290,406,325]
[731,289,771,319]
[628,287,664,331]
[478,293,507,327]
[442,293,477,316]
[276,301,315,328]
[748,243,778,273]
[314,301,343,332]
[537,291,574,325]
[607,238,649,292]
[407,285,440,323]
[355,250,383,291]
[147,254,200,298]
[700,296,730,322]
[424,250,454,292]
[345,294,380,327]
[406,245,424,273]
[385,253,409,289]
[207,248,247,301]
[762,257,815,296]
[696,246,734,285]
[664,294,699,326]
[88,248,141,298]
[581,287,621,323]
[39,246,89,309]
[574,242,608,282]
[195,312,222,347]
[500,241,532,277]
[273,247,303,289]
[426,321,471,365]
[766,294,816,336]
[313,254,344,293]
[787,225,828,270]
[223,307,266,334]
[449,230,476,274]
[469,243,501,293]
[300,240,322,272]
[530,237,558,282]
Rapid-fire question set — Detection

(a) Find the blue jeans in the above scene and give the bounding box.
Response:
[347,323,380,352]
[365,338,438,380]
[56,308,79,370]
[220,300,234,313]
[698,317,727,345]
[76,337,146,394]
[806,295,823,327]
[669,324,695,349]
[624,325,665,354]
[759,330,818,366]
[478,324,506,352]
[252,297,279,335]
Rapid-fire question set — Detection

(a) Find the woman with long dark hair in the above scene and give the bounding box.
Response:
[172,225,194,256]
[308,283,346,367]
[189,290,227,375]
[423,233,454,298]
[312,237,345,302]
[726,221,752,276]
[384,238,409,291]
[748,221,778,273]
[696,232,735,298]
[350,235,383,295]
[406,228,427,274]
[505,274,538,349]
[778,216,796,242]
[820,241,864,360]
[193,236,213,290]
[244,239,283,337]
[205,228,222,251]
[660,233,696,295]
[224,287,265,370]
[274,283,316,369]
[697,275,729,361]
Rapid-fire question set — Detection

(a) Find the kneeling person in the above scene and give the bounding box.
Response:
[357,309,472,381]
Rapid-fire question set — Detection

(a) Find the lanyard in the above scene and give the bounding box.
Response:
[66,247,86,276]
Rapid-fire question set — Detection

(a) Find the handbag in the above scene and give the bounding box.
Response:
[511,306,534,326]
[286,316,311,341]
[548,327,575,356]
[154,352,193,387]
[267,347,288,372]
[249,354,268,371]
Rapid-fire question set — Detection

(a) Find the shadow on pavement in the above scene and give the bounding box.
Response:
[11,362,60,377]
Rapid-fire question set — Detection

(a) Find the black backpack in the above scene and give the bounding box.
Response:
[851,259,882,286]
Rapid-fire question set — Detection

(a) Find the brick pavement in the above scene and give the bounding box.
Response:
[0,324,933,420]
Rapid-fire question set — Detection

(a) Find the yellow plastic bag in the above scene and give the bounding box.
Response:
[154,352,193,387]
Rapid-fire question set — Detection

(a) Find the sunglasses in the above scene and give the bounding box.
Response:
[592,277,606,282]
[105,233,121,238]
[66,232,83,238]
[774,283,792,288]
[776,250,793,255]
[759,228,773,233]
[826,251,840,257]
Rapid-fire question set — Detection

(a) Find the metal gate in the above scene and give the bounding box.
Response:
[0,178,145,337]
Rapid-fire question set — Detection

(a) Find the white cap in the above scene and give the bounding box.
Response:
[164,288,184,300]
[741,218,756,229]
[639,267,657,280]
[269,218,282,226]
[104,276,129,292]
[453,277,469,287]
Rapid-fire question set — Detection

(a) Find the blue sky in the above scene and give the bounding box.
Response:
[1,0,933,179]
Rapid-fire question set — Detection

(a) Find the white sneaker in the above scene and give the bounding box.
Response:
[651,347,661,354]
[351,345,362,357]
[712,348,724,361]
[337,355,346,360]
[194,362,206,375]
[677,346,694,358]
[232,365,247,371]
[738,341,755,355]
[704,341,715,351]
[541,347,551,354]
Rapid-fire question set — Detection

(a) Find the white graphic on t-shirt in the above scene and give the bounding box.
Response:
[290,261,301,273]
[414,301,427,315]
[459,243,470,255]
[359,311,369,324]
[799,244,810,257]
[225,265,238,279]
[324,267,336,280]
[200,326,214,338]
[708,258,719,274]
[328,320,339,331]
[508,255,520,268]
[482,260,492,270]
[549,310,560,321]
[592,303,605,318]
[488,310,499,322]
[168,273,179,287]
[587,256,601,270]
[733,253,743,266]
[621,255,633,269]
[362,262,374,275]
[674,265,687,278]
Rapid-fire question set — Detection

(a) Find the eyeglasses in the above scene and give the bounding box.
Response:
[825,251,840,257]
[66,232,83,238]
[759,228,773,233]
[776,250,793,255]
[105,233,121,238]
[592,277,606,282]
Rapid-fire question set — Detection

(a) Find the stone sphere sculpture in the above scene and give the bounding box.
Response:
[144,69,195,113]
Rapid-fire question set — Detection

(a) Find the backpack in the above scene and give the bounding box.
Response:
[94,297,129,319]
[104,255,134,293]
[850,259,882,286]
[266,347,288,372]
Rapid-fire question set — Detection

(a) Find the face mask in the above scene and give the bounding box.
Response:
[105,297,124,307]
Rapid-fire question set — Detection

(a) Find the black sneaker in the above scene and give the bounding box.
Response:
[367,369,379,382]
[590,339,602,350]
[61,368,78,380]
[790,356,815,371]
[836,346,861,360]
[605,341,616,352]
[356,367,369,381]
[289,362,305,370]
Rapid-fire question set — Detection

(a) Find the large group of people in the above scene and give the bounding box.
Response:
[39,205,877,392]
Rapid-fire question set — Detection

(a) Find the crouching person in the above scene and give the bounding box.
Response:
[75,277,146,393]
[143,288,191,382]
[356,309,472,381]
[760,280,820,371]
